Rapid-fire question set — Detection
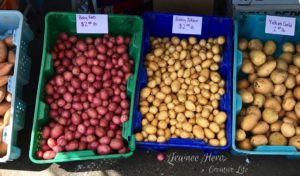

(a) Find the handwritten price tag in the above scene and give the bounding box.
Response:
[76,14,108,34]
[172,15,202,35]
[265,15,296,36]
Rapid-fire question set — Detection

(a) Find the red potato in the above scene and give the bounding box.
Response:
[65,131,75,141]
[88,141,99,150]
[40,139,46,145]
[35,150,44,159]
[110,139,124,150]
[95,127,106,138]
[86,126,95,135]
[97,145,111,155]
[43,150,56,160]
[76,41,87,52]
[59,32,68,40]
[107,129,116,138]
[57,136,67,146]
[52,145,63,153]
[90,118,99,126]
[79,142,87,150]
[77,124,86,134]
[41,144,51,151]
[86,134,96,143]
[39,34,132,159]
[65,141,79,151]
[118,147,127,154]
[99,136,111,145]
[51,125,64,139]
[42,126,51,139]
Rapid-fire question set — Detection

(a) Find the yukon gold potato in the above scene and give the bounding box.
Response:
[269,132,287,146]
[281,123,295,138]
[282,42,295,53]
[270,69,288,84]
[262,108,279,124]
[264,97,281,112]
[253,94,265,108]
[236,40,300,150]
[238,138,253,150]
[282,97,296,111]
[238,38,248,51]
[273,84,286,96]
[253,78,274,94]
[250,50,266,66]
[239,89,253,104]
[252,121,269,135]
[289,135,300,150]
[270,121,283,132]
[277,59,288,71]
[257,60,276,77]
[251,135,268,146]
[237,79,250,90]
[293,86,300,100]
[241,114,259,131]
[263,40,276,56]
[236,129,246,142]
[246,106,261,119]
[248,39,263,51]
[293,54,300,68]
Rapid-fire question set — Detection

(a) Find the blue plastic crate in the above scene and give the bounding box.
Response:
[232,14,300,157]
[133,12,233,153]
[0,10,34,162]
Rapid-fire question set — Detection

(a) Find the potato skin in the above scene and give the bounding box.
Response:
[0,40,7,63]
[250,50,266,66]
[270,69,288,84]
[262,108,278,124]
[241,114,259,131]
[263,40,276,56]
[251,135,268,146]
[269,132,287,146]
[237,138,253,150]
[252,121,269,135]
[289,135,300,150]
[257,60,276,77]
[253,78,274,94]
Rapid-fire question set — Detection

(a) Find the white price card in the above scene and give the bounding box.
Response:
[76,14,108,34]
[172,15,202,35]
[265,15,296,36]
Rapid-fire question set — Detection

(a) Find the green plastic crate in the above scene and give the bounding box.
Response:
[29,12,143,163]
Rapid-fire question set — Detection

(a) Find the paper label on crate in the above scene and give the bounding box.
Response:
[76,14,108,34]
[265,15,296,36]
[172,15,202,35]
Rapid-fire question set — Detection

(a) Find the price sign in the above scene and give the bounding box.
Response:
[172,15,202,35]
[76,14,108,34]
[265,15,296,36]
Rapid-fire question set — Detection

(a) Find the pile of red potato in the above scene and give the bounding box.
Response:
[35,32,133,160]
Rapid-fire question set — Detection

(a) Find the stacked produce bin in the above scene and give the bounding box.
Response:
[133,12,233,153]
[0,11,34,162]
[29,12,143,163]
[232,15,300,156]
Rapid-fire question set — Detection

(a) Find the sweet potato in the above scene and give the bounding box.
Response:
[0,102,10,116]
[0,63,13,76]
[0,86,6,103]
[8,51,15,64]
[4,36,13,48]
[3,108,10,126]
[0,41,7,63]
[0,142,7,157]
[0,76,8,87]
